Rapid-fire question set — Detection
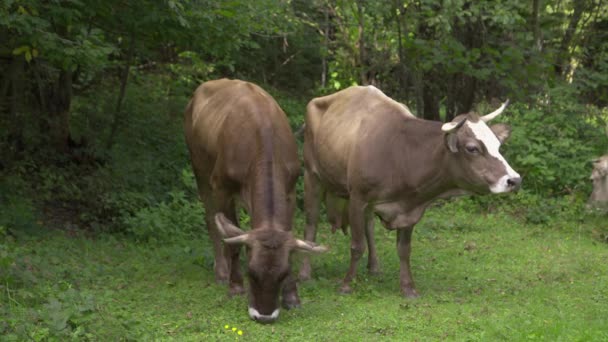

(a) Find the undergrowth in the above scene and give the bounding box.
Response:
[1,75,607,340]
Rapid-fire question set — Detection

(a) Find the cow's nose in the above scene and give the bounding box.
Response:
[507,176,522,189]
[249,307,279,324]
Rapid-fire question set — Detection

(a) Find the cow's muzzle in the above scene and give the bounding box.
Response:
[506,176,522,190]
[490,174,522,193]
[248,307,280,324]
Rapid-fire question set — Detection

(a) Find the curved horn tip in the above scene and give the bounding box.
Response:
[481,99,510,123]
[295,239,329,253]
[441,119,466,133]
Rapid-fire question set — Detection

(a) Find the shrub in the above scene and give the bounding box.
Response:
[0,174,39,234]
[501,86,608,196]
[122,190,204,243]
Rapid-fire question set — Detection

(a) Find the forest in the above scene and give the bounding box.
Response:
[1,0,607,340]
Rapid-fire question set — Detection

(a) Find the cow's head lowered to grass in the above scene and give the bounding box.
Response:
[441,100,522,194]
[215,213,327,324]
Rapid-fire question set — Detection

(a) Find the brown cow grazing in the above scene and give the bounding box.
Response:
[184,79,326,323]
[299,85,521,297]
[588,155,608,210]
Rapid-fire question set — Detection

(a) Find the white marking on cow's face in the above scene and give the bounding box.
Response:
[466,120,520,193]
[248,307,280,323]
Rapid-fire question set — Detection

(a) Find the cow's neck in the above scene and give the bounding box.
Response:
[398,120,463,203]
[246,137,289,230]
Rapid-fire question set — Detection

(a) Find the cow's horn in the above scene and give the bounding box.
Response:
[441,118,467,133]
[481,99,510,122]
[295,239,328,253]
[223,234,251,246]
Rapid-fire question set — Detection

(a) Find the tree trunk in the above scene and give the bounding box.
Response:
[321,2,330,88]
[107,31,136,149]
[414,67,424,117]
[532,0,542,52]
[555,0,585,76]
[356,0,367,85]
[394,0,407,97]
[422,80,440,121]
[48,69,73,153]
[8,58,25,156]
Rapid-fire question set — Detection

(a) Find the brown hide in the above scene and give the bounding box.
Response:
[184,79,325,323]
[300,85,520,297]
[588,155,608,209]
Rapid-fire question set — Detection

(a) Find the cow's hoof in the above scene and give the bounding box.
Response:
[298,268,312,282]
[214,264,229,284]
[229,284,245,296]
[338,284,353,294]
[401,287,419,298]
[282,297,301,310]
[367,265,381,276]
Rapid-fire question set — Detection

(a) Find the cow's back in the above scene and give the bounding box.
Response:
[305,86,414,191]
[185,79,298,186]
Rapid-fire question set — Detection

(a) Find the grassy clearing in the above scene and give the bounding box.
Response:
[2,202,607,341]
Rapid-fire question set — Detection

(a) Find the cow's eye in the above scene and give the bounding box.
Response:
[465,144,479,154]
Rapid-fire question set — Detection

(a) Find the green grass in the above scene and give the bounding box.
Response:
[2,203,608,341]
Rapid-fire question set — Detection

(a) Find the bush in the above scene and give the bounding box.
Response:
[0,174,39,234]
[501,86,608,196]
[122,190,204,243]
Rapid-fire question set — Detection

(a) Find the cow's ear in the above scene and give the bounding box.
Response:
[215,213,250,245]
[293,239,328,254]
[444,132,459,153]
[490,123,511,143]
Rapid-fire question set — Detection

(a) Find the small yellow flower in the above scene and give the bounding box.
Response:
[224,325,230,329]
[238,330,243,336]
[232,327,237,332]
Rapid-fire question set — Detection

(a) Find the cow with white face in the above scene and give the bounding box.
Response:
[299,85,521,297]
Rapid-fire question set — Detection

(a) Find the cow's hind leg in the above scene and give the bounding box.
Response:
[299,169,323,281]
[339,196,368,294]
[365,215,380,275]
[397,226,419,298]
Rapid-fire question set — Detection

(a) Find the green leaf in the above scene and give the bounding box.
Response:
[12,45,29,55]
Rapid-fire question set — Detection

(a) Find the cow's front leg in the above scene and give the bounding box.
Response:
[226,244,245,296]
[397,226,419,298]
[339,197,368,294]
[365,214,380,275]
[199,188,229,284]
[281,269,301,310]
[215,190,245,296]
